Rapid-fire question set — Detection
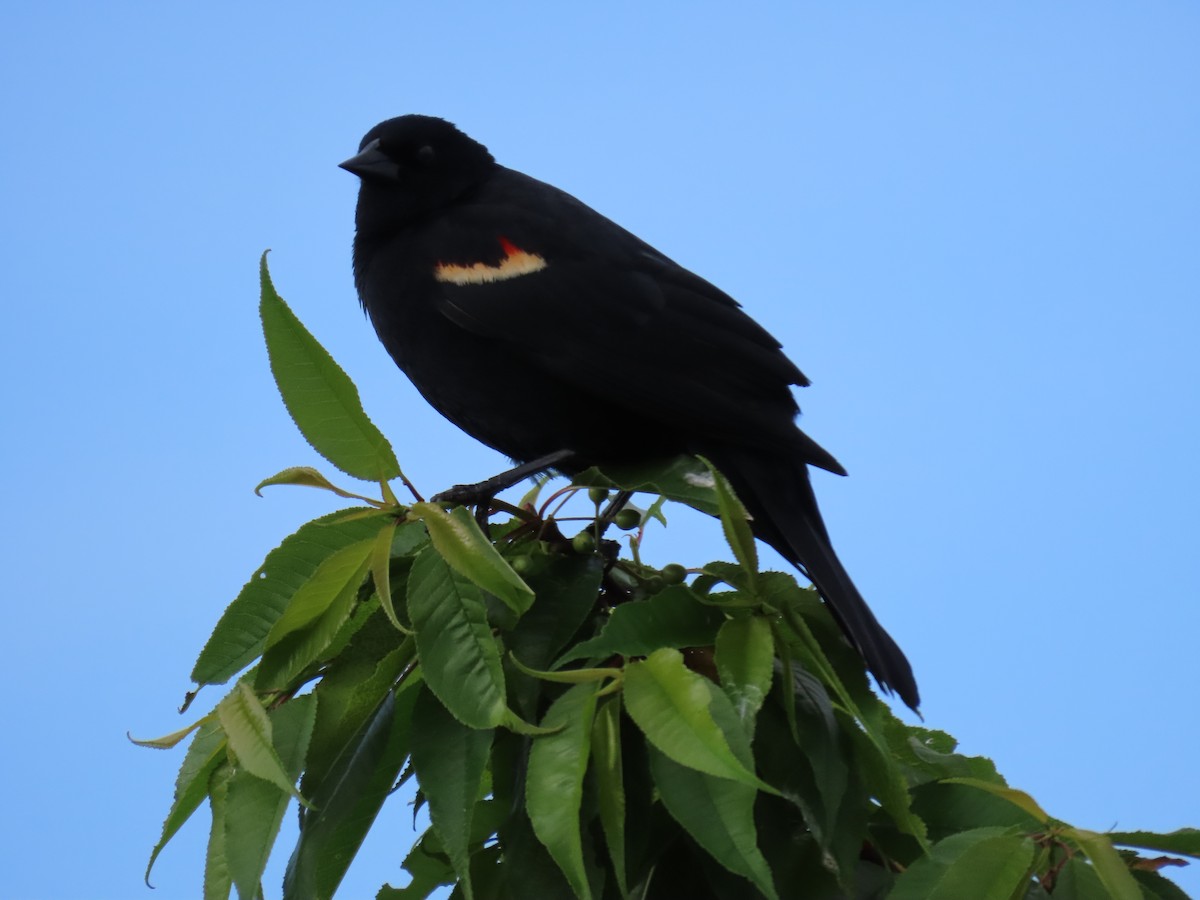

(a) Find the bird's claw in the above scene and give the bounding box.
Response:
[430,483,496,530]
[430,483,492,506]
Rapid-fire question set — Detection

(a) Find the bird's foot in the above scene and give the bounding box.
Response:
[430,483,497,530]
[430,482,494,507]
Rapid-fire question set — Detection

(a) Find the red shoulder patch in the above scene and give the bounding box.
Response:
[435,236,547,285]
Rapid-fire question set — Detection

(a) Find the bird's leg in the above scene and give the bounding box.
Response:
[431,449,577,528]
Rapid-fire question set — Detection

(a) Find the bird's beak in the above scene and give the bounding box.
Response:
[338,138,401,181]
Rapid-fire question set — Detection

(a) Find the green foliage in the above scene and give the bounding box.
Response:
[139,260,1198,899]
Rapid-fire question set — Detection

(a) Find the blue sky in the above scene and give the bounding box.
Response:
[2,3,1197,897]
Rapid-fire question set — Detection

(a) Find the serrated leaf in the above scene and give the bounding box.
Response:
[911,781,1040,844]
[754,695,862,883]
[224,694,316,900]
[838,708,927,844]
[146,720,228,885]
[254,465,387,506]
[256,540,375,691]
[1109,829,1200,859]
[411,688,493,900]
[509,656,621,684]
[192,510,387,685]
[301,625,416,798]
[572,455,720,517]
[941,778,1050,824]
[380,830,457,899]
[623,649,775,794]
[555,585,725,667]
[895,725,1003,787]
[264,538,376,648]
[890,827,1036,900]
[1069,828,1142,900]
[700,457,758,584]
[216,683,308,805]
[369,517,408,632]
[1131,867,1193,900]
[259,253,400,482]
[591,698,627,898]
[714,615,773,736]
[505,553,604,673]
[285,688,417,900]
[411,503,533,615]
[205,763,234,900]
[526,682,600,900]
[130,717,206,750]
[408,545,506,729]
[648,745,779,900]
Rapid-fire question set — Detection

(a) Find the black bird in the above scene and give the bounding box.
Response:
[341,115,919,710]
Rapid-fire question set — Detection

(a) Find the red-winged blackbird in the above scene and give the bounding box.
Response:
[341,115,919,710]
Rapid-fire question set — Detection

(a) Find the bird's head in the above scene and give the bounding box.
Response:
[340,115,495,234]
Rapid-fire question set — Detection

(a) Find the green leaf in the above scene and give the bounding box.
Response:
[192,510,388,685]
[572,455,720,517]
[254,465,388,506]
[370,517,409,632]
[590,698,627,898]
[714,615,773,736]
[129,718,206,750]
[1108,828,1200,859]
[623,649,774,794]
[1068,828,1142,900]
[505,553,604,673]
[526,682,600,900]
[555,585,725,667]
[380,829,457,899]
[892,725,1003,787]
[285,687,417,900]
[1131,868,1193,900]
[509,656,621,685]
[940,778,1050,824]
[256,538,376,691]
[301,627,416,798]
[411,688,494,900]
[146,720,227,885]
[648,746,779,900]
[205,763,235,900]
[216,682,308,805]
[259,252,401,482]
[224,694,316,900]
[408,545,506,729]
[890,827,1036,900]
[838,708,927,845]
[263,538,376,647]
[700,458,758,584]
[1050,856,1107,899]
[754,695,864,885]
[910,781,1040,844]
[411,503,534,615]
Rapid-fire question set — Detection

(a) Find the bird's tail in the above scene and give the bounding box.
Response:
[704,446,920,710]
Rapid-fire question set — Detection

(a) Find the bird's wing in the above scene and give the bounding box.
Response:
[423,187,843,471]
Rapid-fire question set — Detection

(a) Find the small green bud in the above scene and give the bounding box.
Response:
[510,555,533,574]
[572,531,596,554]
[587,487,609,505]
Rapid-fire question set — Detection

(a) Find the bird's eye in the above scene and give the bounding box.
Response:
[416,144,436,165]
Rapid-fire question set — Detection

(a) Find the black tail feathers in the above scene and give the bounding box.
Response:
[706,447,920,711]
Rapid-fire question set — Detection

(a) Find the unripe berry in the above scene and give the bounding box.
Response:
[614,508,641,531]
[661,563,687,585]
